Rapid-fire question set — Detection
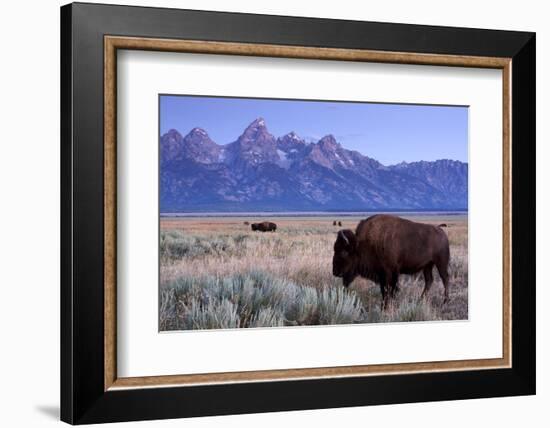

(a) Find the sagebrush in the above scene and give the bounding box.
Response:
[160,217,468,330]
[160,271,366,330]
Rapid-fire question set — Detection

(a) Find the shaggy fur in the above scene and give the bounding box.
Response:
[251,221,277,232]
[332,214,450,309]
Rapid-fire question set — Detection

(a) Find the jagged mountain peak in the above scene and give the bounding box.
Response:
[285,131,302,140]
[277,131,307,154]
[165,128,182,137]
[317,134,339,151]
[303,134,346,170]
[188,127,210,138]
[161,126,220,164]
[182,127,217,147]
[241,117,268,135]
[388,158,468,198]
[237,117,274,145]
[160,121,468,211]
[278,131,305,145]
[160,129,184,163]
[250,117,266,127]
[223,117,279,166]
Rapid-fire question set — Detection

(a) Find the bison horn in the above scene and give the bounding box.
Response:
[338,230,349,245]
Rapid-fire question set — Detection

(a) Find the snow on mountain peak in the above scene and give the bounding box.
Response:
[189,127,209,138]
[161,120,468,211]
[248,117,266,128]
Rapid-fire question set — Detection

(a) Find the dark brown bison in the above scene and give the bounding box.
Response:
[332,214,450,309]
[251,221,277,232]
[338,221,342,227]
[243,221,250,225]
[333,221,337,226]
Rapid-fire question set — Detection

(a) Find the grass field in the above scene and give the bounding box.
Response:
[159,215,468,331]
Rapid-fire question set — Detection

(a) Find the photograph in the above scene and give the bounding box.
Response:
[158,95,469,331]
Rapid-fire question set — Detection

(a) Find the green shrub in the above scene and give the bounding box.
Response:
[160,231,250,261]
[160,271,367,330]
[178,297,240,330]
[281,226,334,236]
[249,307,286,328]
[159,288,177,331]
[317,287,365,324]
[391,298,439,322]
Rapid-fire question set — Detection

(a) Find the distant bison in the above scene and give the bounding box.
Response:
[338,221,342,227]
[333,221,337,226]
[332,214,450,309]
[438,223,448,228]
[251,222,277,232]
[243,221,250,225]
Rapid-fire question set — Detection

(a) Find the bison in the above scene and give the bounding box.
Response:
[338,221,342,227]
[251,221,277,232]
[243,221,250,225]
[332,214,450,309]
[333,221,337,226]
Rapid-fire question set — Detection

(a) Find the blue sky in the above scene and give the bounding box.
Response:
[160,95,468,166]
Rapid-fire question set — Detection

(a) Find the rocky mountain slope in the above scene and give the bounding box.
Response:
[160,118,468,212]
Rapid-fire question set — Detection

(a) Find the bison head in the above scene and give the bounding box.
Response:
[332,229,358,286]
[251,223,258,231]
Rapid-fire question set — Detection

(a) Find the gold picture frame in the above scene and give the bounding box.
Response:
[103,36,512,391]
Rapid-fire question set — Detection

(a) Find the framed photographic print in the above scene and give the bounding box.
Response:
[61,2,536,424]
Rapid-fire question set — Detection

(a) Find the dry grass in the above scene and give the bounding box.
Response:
[160,215,468,330]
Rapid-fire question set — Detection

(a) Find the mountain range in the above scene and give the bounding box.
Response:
[160,118,468,212]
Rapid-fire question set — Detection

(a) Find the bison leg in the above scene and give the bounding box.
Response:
[379,273,392,311]
[379,282,388,310]
[420,265,434,300]
[389,273,400,299]
[436,263,450,304]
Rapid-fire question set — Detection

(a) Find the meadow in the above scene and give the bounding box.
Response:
[159,215,468,331]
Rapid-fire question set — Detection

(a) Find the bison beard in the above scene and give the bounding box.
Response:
[332,214,450,309]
